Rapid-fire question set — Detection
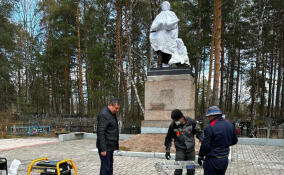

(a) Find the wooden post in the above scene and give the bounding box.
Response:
[267,128,270,139]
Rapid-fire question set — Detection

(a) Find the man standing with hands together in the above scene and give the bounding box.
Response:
[96,98,120,175]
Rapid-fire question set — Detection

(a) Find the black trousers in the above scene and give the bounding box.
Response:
[174,149,195,175]
[99,151,114,175]
[203,157,228,175]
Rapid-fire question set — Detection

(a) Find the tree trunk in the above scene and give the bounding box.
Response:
[228,49,234,115]
[133,69,144,115]
[76,0,84,115]
[115,0,125,121]
[115,0,122,77]
[235,47,241,113]
[252,3,265,126]
[131,51,135,118]
[64,50,71,114]
[149,0,156,69]
[83,0,90,114]
[271,54,277,118]
[17,62,21,113]
[281,63,284,116]
[212,0,222,106]
[202,49,206,115]
[219,22,225,109]
[51,73,57,114]
[195,0,201,116]
[260,54,266,118]
[124,0,131,120]
[25,68,29,103]
[275,30,282,118]
[280,15,284,117]
[267,55,273,117]
[206,1,217,110]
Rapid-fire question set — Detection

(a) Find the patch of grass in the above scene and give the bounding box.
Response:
[0,134,55,139]
[0,134,21,139]
[142,148,153,152]
[119,146,131,151]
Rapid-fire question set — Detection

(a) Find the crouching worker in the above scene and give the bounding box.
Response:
[164,109,203,175]
[198,106,238,175]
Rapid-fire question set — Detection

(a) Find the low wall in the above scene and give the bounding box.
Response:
[59,132,134,142]
[59,132,85,141]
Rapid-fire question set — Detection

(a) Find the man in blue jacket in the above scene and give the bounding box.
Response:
[198,106,238,175]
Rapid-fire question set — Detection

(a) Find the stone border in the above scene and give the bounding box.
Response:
[91,149,232,161]
[91,149,177,159]
[58,132,134,142]
[0,141,58,152]
[238,138,284,146]
[59,132,85,141]
[141,127,168,134]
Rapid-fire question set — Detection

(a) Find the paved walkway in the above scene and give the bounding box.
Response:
[0,138,58,152]
[0,139,283,174]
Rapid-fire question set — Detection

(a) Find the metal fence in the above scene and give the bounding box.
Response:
[257,128,284,139]
[10,125,51,136]
[8,117,141,136]
[93,124,140,134]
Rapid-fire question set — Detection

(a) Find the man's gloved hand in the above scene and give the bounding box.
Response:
[198,156,204,166]
[165,152,171,160]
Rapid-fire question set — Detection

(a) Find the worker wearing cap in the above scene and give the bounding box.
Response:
[198,106,238,175]
[164,109,203,175]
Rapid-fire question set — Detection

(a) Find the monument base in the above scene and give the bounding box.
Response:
[141,120,171,133]
[141,67,195,134]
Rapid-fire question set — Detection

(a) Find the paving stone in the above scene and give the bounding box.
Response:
[0,139,283,174]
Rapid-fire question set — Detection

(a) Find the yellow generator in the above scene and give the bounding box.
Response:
[0,158,8,174]
[27,157,77,175]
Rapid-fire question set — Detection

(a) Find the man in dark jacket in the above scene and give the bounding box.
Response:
[96,98,120,175]
[164,109,203,175]
[198,106,238,175]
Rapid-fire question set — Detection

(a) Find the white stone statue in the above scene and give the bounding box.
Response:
[169,38,190,65]
[150,1,190,67]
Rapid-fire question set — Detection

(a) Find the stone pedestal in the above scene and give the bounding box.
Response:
[141,67,195,133]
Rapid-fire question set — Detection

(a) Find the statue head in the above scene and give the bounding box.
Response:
[161,1,171,11]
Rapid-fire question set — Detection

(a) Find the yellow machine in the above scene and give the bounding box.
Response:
[0,158,8,174]
[27,157,77,175]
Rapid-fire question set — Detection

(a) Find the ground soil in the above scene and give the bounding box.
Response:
[119,134,201,154]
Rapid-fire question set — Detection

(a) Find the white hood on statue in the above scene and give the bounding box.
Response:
[150,1,189,65]
[161,1,170,11]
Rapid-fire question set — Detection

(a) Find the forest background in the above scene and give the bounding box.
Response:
[0,0,283,129]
